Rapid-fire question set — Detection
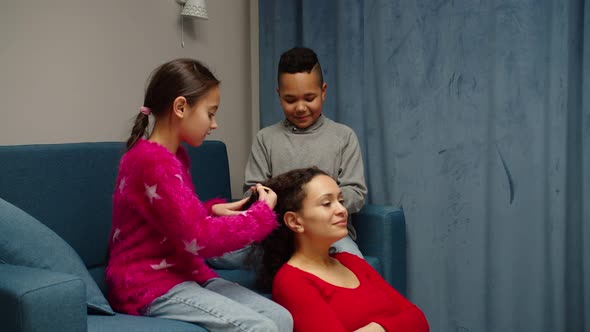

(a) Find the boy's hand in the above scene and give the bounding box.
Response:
[211,197,250,216]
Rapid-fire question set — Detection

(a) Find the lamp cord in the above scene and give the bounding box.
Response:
[181,16,185,48]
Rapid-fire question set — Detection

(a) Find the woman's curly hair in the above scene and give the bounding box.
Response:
[249,167,328,292]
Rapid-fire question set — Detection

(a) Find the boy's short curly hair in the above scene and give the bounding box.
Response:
[277,47,324,86]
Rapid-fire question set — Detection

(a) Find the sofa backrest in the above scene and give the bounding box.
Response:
[0,141,231,289]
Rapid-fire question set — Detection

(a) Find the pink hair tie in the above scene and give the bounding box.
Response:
[139,107,152,116]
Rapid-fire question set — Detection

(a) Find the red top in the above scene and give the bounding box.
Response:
[272,253,429,332]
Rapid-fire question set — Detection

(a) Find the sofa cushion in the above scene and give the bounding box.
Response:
[0,143,123,277]
[0,197,114,315]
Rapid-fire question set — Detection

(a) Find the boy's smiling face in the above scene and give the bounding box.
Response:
[277,69,327,129]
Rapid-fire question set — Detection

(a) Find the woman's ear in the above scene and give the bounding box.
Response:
[284,211,304,233]
[172,96,187,118]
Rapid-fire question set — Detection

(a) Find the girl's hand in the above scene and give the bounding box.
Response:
[255,183,277,210]
[211,196,250,216]
[353,322,385,332]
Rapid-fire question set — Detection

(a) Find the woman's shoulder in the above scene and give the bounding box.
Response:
[272,263,322,300]
[273,263,299,282]
[333,252,369,271]
[273,263,313,287]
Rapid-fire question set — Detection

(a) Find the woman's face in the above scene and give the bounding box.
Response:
[295,175,348,241]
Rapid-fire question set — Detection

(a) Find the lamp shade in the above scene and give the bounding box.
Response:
[181,0,208,19]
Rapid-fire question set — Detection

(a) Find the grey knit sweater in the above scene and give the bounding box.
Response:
[244,114,367,236]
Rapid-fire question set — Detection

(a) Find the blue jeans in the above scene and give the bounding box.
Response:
[143,279,293,332]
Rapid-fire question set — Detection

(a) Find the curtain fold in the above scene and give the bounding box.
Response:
[259,1,589,331]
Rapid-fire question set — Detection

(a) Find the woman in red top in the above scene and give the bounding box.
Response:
[254,167,429,332]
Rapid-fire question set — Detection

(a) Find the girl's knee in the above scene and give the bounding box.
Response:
[252,309,292,332]
[269,307,293,332]
[277,315,294,332]
[249,316,279,332]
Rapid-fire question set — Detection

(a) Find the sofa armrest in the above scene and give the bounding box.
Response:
[0,264,87,332]
[352,204,407,295]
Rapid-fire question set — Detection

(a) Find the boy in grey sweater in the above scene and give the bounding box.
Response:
[208,47,367,269]
[244,47,367,256]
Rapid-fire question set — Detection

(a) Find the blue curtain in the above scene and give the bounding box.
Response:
[259,0,590,331]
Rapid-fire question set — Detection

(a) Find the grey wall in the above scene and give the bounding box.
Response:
[0,0,258,198]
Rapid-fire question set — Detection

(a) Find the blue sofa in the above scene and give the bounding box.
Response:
[0,141,406,332]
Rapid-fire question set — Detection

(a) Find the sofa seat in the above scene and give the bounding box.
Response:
[0,141,405,332]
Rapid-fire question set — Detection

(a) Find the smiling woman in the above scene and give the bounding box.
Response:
[255,167,430,332]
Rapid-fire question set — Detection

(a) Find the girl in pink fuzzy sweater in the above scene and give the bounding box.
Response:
[106,58,292,332]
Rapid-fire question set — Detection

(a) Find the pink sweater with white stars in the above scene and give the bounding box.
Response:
[106,139,278,315]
